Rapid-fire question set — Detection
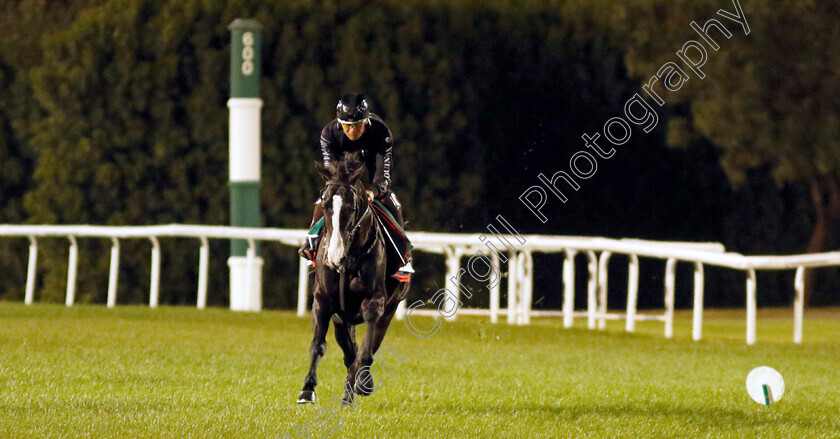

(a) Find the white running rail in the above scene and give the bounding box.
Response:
[1,224,838,345]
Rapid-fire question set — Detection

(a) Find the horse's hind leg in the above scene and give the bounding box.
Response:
[334,322,357,369]
[367,295,402,357]
[368,280,408,355]
[297,298,331,404]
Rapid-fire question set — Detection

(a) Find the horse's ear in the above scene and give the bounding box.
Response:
[315,162,331,182]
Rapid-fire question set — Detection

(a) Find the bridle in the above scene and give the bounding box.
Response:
[322,181,375,323]
[323,182,373,266]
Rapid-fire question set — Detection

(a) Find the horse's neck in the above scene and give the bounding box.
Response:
[351,204,379,254]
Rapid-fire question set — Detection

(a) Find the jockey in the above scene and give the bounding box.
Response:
[299,93,414,276]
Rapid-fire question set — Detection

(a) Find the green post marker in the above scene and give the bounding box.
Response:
[228,19,263,311]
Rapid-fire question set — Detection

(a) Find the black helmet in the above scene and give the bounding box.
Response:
[336,93,370,124]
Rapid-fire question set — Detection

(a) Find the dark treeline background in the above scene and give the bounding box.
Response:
[1,0,837,309]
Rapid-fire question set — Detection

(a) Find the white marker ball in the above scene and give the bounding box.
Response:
[746,366,785,405]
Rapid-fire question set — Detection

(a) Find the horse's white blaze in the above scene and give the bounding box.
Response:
[326,194,344,266]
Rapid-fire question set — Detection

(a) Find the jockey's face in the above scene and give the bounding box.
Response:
[341,119,367,141]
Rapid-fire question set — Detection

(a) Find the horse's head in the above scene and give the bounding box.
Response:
[316,153,369,270]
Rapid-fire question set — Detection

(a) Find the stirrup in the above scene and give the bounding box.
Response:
[299,233,320,263]
[397,262,415,274]
[392,262,414,283]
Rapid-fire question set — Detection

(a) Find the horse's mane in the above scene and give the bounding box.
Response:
[323,152,366,184]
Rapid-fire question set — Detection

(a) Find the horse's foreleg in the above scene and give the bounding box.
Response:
[351,295,385,396]
[350,282,409,399]
[297,298,331,404]
[334,322,357,406]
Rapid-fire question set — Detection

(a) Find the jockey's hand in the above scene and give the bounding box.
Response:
[365,190,374,202]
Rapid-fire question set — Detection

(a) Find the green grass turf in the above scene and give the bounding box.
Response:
[1,303,838,438]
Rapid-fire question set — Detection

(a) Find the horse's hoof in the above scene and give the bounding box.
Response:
[354,380,373,396]
[353,369,374,396]
[339,389,355,407]
[296,390,316,404]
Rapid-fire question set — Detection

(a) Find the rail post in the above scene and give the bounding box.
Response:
[489,251,501,324]
[562,249,577,328]
[746,269,757,345]
[197,237,209,309]
[597,251,612,330]
[586,251,598,329]
[625,254,639,332]
[297,257,309,317]
[793,266,805,344]
[107,238,120,308]
[664,258,677,338]
[149,237,161,308]
[65,236,78,307]
[692,262,704,341]
[25,236,38,305]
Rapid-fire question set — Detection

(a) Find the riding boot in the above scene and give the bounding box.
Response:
[378,193,405,227]
[298,200,325,261]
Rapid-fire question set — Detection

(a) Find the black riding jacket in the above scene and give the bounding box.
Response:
[319,113,393,199]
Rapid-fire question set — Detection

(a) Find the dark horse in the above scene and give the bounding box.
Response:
[297,156,410,405]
